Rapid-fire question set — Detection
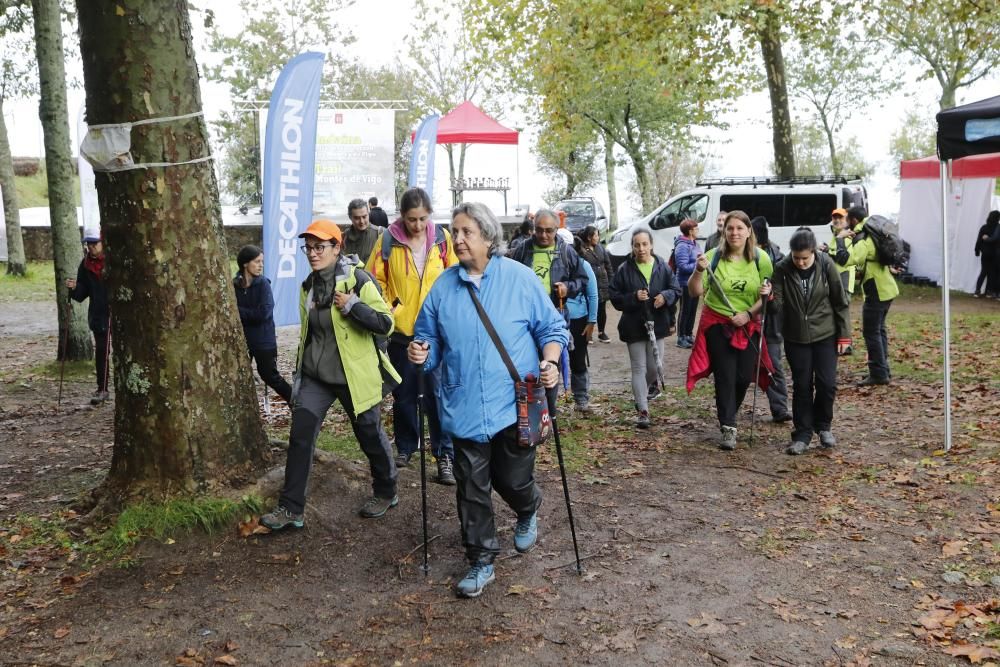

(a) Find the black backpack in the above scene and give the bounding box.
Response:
[859,215,909,269]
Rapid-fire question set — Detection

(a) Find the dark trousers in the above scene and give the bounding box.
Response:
[452,425,542,565]
[596,299,608,334]
[861,298,892,381]
[250,347,292,402]
[706,324,759,428]
[785,338,838,443]
[279,374,397,514]
[93,330,110,392]
[677,289,698,338]
[765,338,788,418]
[976,263,989,293]
[569,317,589,404]
[388,341,453,460]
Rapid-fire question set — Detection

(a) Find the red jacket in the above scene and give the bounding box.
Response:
[686,306,773,393]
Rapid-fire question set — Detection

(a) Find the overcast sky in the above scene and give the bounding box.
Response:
[4,1,997,219]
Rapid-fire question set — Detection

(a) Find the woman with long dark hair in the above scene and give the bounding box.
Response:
[575,225,614,342]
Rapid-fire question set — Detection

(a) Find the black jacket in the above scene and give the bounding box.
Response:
[234,274,278,351]
[578,243,613,301]
[976,222,999,259]
[760,241,784,344]
[69,261,109,333]
[771,252,850,345]
[609,254,682,344]
[508,237,589,299]
[368,206,389,228]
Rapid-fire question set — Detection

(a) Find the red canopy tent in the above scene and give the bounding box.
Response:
[432,101,519,145]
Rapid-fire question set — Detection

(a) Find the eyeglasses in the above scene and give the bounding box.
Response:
[300,243,335,256]
[535,227,556,235]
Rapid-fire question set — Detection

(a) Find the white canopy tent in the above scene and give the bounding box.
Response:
[899,153,1000,294]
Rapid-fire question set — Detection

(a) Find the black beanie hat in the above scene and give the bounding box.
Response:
[237,245,263,271]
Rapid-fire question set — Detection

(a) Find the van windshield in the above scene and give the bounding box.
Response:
[719,194,837,227]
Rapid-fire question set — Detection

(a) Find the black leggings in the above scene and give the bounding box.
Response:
[597,299,608,334]
[251,348,292,402]
[705,324,759,428]
[93,330,110,392]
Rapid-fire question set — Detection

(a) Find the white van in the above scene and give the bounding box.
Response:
[605,177,868,262]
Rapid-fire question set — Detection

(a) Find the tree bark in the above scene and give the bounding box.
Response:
[603,130,618,232]
[758,9,796,179]
[32,0,92,358]
[819,112,841,175]
[0,99,27,276]
[75,0,269,499]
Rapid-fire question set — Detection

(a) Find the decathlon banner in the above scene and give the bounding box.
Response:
[408,114,439,199]
[262,51,325,326]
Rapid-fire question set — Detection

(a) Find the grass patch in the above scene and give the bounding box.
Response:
[27,359,97,381]
[316,428,362,460]
[14,169,82,208]
[0,261,56,302]
[96,495,265,558]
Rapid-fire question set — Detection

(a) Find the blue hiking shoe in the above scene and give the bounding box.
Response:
[455,563,495,598]
[514,513,538,553]
[260,505,304,531]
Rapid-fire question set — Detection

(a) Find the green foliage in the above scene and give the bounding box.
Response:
[0,260,55,301]
[786,32,899,175]
[627,138,714,211]
[871,0,1000,109]
[14,165,81,207]
[535,114,601,204]
[889,108,937,172]
[98,495,266,557]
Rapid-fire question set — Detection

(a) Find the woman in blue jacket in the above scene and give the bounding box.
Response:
[234,245,292,402]
[409,202,568,599]
[673,219,702,348]
[610,228,682,428]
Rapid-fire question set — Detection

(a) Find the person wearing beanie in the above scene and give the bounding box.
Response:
[233,244,292,403]
[261,219,401,530]
[65,231,111,405]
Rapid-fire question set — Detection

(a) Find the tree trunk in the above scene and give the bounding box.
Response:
[75,0,269,499]
[565,150,578,198]
[819,113,841,175]
[446,144,458,206]
[758,9,796,179]
[457,142,467,205]
[603,130,618,232]
[0,99,27,276]
[939,82,956,110]
[32,0,92,359]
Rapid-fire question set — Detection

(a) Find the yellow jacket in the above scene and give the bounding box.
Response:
[366,221,458,337]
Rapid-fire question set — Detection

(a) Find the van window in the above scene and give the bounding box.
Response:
[719,194,837,227]
[650,194,708,230]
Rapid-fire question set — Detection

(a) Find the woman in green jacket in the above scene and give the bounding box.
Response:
[261,219,402,531]
[771,228,852,455]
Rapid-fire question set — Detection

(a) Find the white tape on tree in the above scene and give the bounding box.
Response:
[80,111,213,172]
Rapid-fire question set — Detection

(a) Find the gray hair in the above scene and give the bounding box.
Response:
[534,208,559,229]
[452,202,506,257]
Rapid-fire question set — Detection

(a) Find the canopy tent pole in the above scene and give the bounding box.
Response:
[940,159,953,451]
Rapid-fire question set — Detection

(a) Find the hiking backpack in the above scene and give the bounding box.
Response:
[857,215,909,269]
[380,225,451,278]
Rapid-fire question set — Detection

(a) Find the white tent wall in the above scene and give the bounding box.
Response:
[898,175,995,293]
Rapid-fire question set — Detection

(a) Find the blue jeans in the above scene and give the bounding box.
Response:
[388,341,453,460]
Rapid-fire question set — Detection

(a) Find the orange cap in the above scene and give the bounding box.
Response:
[831,208,847,217]
[299,218,343,243]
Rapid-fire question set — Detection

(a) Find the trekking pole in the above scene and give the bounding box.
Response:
[749,280,769,447]
[548,386,582,575]
[704,264,773,381]
[416,364,430,576]
[57,298,71,407]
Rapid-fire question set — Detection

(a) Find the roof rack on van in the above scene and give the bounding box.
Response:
[695,175,863,188]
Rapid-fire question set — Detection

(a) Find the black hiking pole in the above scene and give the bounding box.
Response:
[416,364,430,576]
[57,298,71,407]
[749,280,769,448]
[548,385,582,575]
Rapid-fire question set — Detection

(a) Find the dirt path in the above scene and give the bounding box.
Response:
[2,291,1000,666]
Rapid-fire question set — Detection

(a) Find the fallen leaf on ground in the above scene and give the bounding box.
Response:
[506,584,530,596]
[53,626,70,639]
[942,540,968,557]
[687,612,727,635]
[214,656,237,666]
[942,644,1000,663]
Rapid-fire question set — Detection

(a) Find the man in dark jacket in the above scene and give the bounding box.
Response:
[65,232,111,405]
[342,198,382,261]
[508,208,588,300]
[368,196,389,228]
[704,210,727,251]
[752,216,790,423]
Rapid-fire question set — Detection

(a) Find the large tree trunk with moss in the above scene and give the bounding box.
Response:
[758,9,796,179]
[32,0,92,358]
[75,0,270,500]
[603,130,618,232]
[0,100,27,276]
